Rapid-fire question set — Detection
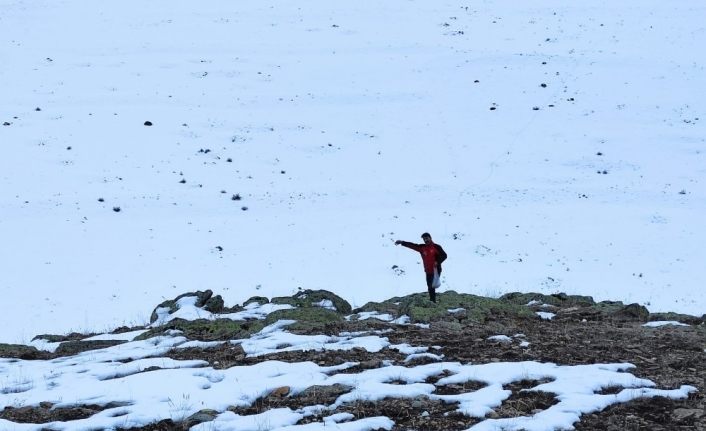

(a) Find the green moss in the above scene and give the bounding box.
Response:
[150,299,178,323]
[355,291,535,324]
[591,301,626,315]
[499,292,595,307]
[149,290,224,323]
[354,300,402,316]
[31,332,89,343]
[54,340,126,357]
[0,343,50,360]
[271,289,352,314]
[137,318,265,341]
[264,307,343,331]
[271,296,298,307]
[243,296,270,306]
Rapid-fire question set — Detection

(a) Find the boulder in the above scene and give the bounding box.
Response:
[264,307,343,332]
[54,340,126,357]
[184,409,219,428]
[0,343,51,360]
[500,292,595,307]
[150,290,224,324]
[271,289,352,314]
[243,296,270,306]
[611,303,650,321]
[649,312,703,325]
[136,318,265,342]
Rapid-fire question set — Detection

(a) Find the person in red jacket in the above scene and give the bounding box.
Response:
[395,232,447,302]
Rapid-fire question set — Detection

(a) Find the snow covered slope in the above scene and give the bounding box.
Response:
[1,0,704,342]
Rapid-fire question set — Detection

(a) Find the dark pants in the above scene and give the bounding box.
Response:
[425,272,436,302]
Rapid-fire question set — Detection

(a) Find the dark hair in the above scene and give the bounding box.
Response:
[421,232,431,238]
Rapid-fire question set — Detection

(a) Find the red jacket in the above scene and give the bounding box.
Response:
[399,241,447,273]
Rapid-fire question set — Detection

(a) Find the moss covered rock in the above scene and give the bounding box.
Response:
[400,291,535,323]
[0,343,51,360]
[137,318,265,341]
[649,312,704,325]
[355,291,534,324]
[499,292,595,308]
[354,300,402,316]
[271,289,352,314]
[149,290,224,324]
[31,332,90,343]
[610,303,650,321]
[54,340,126,357]
[243,296,270,306]
[264,307,343,332]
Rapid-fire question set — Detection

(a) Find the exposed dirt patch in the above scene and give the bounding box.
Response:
[163,343,245,369]
[301,397,481,430]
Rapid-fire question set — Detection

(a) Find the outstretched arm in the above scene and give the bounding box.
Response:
[395,240,422,251]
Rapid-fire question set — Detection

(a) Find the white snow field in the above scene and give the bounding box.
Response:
[1,0,705,343]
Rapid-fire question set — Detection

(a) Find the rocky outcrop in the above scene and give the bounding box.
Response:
[0,343,52,360]
[271,289,352,314]
[149,289,224,323]
[356,290,535,323]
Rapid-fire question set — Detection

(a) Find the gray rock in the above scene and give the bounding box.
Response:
[184,409,219,427]
[0,343,51,360]
[55,340,126,357]
[150,290,224,323]
[243,296,270,306]
[673,408,703,421]
[612,303,649,321]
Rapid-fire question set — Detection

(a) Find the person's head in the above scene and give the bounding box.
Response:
[421,232,432,244]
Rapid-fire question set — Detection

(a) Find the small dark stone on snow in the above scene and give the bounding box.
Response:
[241,206,248,211]
[533,107,540,111]
[112,206,121,212]
[541,83,547,88]
[231,194,241,201]
[2,122,11,126]
[602,170,608,174]
[679,190,686,195]
[144,121,153,126]
[597,152,603,156]
[35,107,42,111]
[98,198,104,202]
[66,146,72,150]
[280,170,286,174]
[179,179,186,184]
[227,158,233,162]
[474,79,480,83]
[215,246,223,252]
[489,106,497,111]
